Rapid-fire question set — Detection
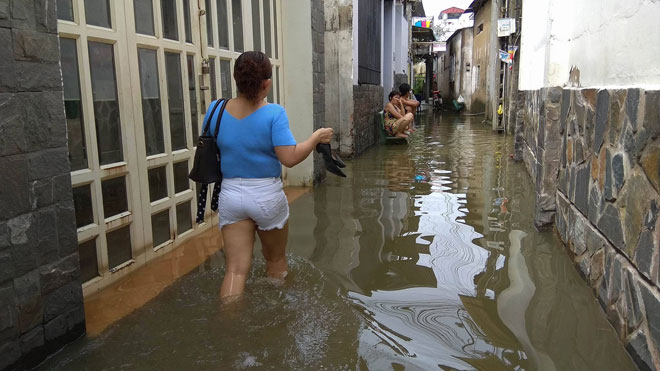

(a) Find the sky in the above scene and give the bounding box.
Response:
[421,0,474,18]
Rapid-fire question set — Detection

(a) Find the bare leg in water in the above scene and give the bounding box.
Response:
[220,219,256,301]
[257,222,289,280]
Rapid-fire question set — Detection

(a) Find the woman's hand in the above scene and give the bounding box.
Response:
[314,128,334,144]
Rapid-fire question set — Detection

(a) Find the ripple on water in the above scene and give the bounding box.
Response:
[36,256,361,370]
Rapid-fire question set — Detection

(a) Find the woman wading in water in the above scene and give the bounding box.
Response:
[203,51,333,300]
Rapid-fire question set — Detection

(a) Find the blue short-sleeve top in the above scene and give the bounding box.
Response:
[203,100,296,178]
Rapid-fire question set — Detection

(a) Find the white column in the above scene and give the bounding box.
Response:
[281,0,315,186]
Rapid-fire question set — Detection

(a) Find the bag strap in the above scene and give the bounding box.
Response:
[213,99,229,140]
[201,99,225,136]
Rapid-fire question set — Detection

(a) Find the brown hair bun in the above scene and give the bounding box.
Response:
[233,51,272,101]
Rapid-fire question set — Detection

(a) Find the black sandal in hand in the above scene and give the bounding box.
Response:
[315,143,346,177]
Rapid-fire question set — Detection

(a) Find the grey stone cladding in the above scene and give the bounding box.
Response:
[311,0,326,184]
[0,1,85,370]
[515,86,660,370]
[352,84,384,157]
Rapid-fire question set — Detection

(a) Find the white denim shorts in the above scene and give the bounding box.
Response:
[218,177,289,231]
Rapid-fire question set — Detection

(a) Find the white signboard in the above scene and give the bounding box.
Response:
[497,18,516,37]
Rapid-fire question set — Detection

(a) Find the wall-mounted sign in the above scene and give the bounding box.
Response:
[497,18,516,37]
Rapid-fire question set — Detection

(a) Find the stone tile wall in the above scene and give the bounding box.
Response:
[515,87,563,228]
[311,0,326,183]
[0,1,85,370]
[516,86,660,370]
[352,84,384,157]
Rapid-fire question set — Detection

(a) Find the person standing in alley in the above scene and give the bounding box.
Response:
[203,51,333,301]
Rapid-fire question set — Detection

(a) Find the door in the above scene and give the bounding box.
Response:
[58,0,284,295]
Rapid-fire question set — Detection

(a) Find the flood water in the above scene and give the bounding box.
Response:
[37,113,636,370]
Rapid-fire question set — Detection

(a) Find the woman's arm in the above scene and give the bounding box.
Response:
[385,103,404,119]
[401,97,420,107]
[275,128,333,168]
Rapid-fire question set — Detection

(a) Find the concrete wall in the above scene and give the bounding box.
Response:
[325,0,355,157]
[326,0,396,158]
[515,86,660,370]
[443,28,474,111]
[470,1,491,116]
[0,1,85,369]
[282,0,316,186]
[519,0,660,90]
[382,0,394,105]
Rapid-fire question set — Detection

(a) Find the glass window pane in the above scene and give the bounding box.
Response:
[173,161,190,193]
[165,52,186,151]
[209,57,217,100]
[217,0,229,48]
[267,66,274,103]
[151,209,171,247]
[148,166,168,202]
[251,0,261,51]
[84,0,111,28]
[138,48,165,156]
[78,239,98,282]
[161,0,178,40]
[187,55,199,141]
[88,42,123,165]
[176,201,192,234]
[220,59,231,99]
[101,176,128,218]
[205,0,214,46]
[60,38,88,171]
[263,0,271,57]
[273,0,278,59]
[134,0,155,35]
[72,184,94,228]
[106,226,132,269]
[232,0,244,52]
[183,0,193,43]
[57,0,74,21]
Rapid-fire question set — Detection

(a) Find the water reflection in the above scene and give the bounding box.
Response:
[36,113,634,371]
[298,113,634,370]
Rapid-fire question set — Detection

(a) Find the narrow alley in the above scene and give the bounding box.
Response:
[35,112,636,370]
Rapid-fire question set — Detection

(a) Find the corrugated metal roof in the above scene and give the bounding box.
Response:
[441,7,465,14]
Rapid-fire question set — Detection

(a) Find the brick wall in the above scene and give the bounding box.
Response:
[0,1,85,369]
[352,84,384,157]
[515,87,660,370]
[311,0,326,183]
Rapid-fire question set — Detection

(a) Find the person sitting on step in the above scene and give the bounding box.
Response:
[384,90,413,138]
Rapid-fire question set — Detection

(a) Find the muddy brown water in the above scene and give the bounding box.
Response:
[36,113,636,370]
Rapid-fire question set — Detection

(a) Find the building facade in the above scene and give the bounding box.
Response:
[437,27,473,111]
[53,0,327,297]
[1,0,324,368]
[467,0,493,118]
[325,0,415,158]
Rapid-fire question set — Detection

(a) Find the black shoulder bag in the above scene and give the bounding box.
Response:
[189,99,228,223]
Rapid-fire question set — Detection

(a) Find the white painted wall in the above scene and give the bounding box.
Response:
[520,0,660,89]
[281,0,315,186]
[394,4,406,74]
[352,0,359,82]
[383,1,394,104]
